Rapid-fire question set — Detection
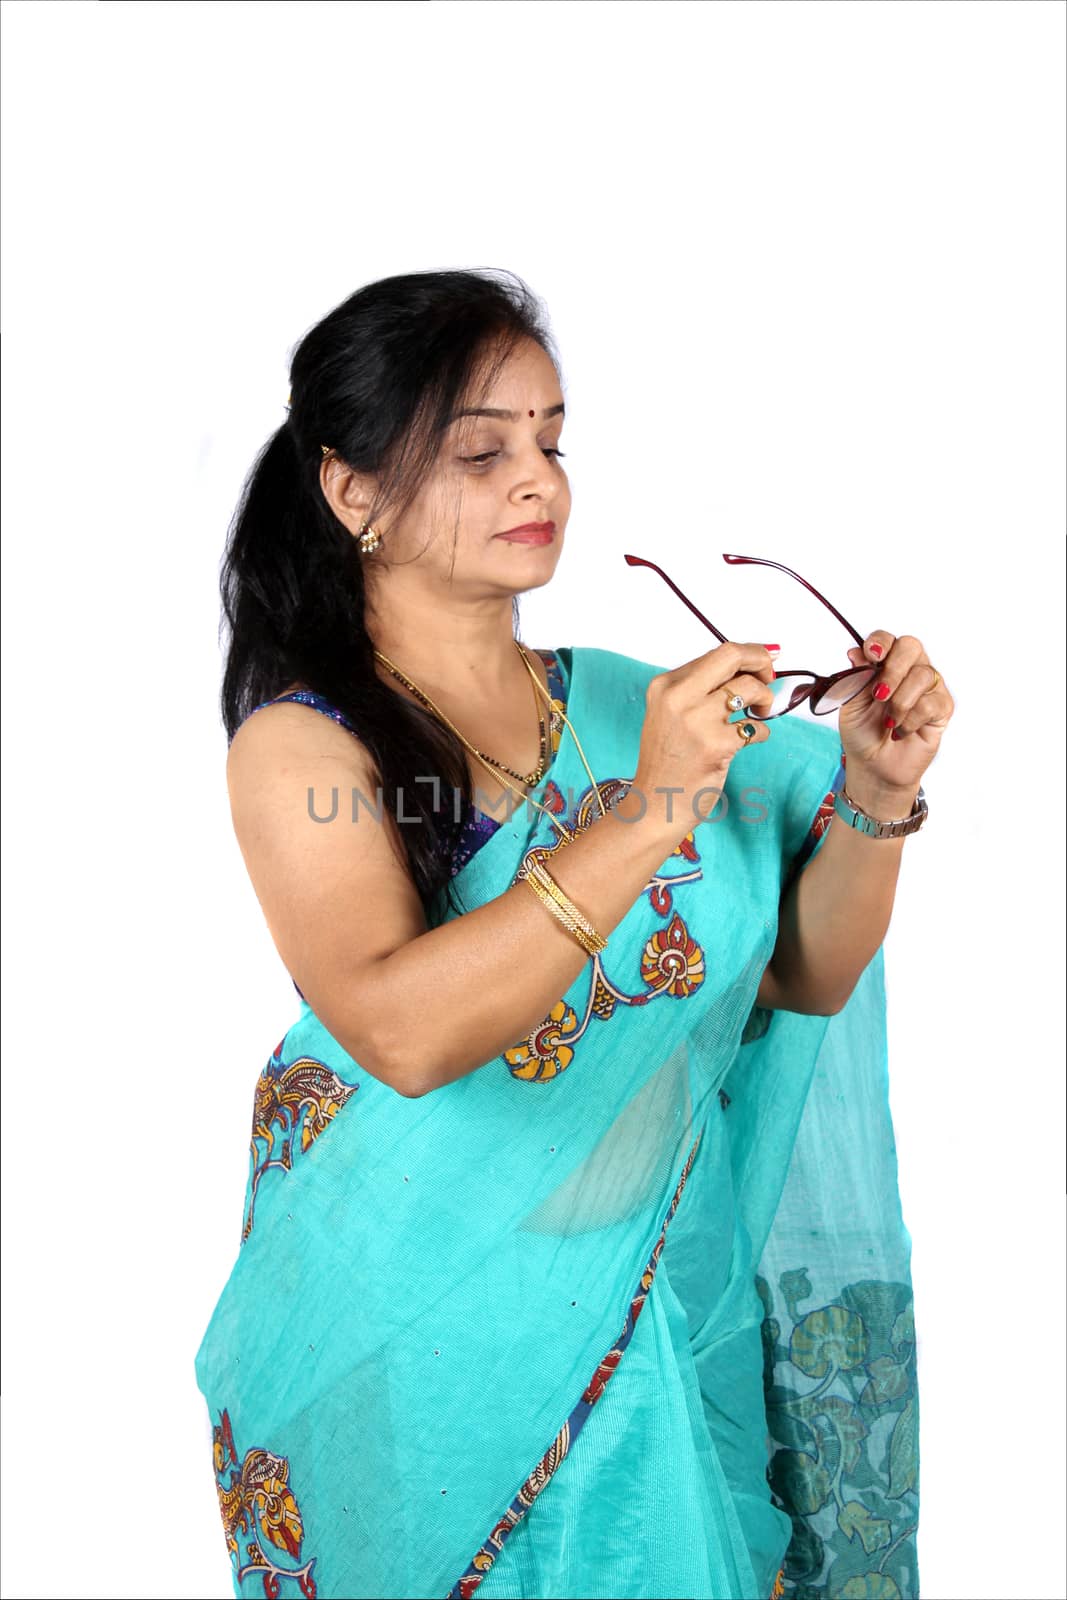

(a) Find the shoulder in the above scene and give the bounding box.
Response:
[566,645,668,702]
[226,694,378,805]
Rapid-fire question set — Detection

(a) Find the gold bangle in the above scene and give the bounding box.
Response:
[526,859,607,953]
[520,871,602,956]
[525,867,602,954]
[516,841,608,954]
[520,849,607,952]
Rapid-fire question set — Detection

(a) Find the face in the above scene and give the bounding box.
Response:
[325,336,571,601]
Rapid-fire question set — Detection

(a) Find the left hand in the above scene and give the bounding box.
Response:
[836,632,955,800]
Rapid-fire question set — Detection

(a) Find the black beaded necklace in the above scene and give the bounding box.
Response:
[373,639,553,787]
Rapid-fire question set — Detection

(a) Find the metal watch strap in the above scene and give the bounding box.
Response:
[832,784,928,839]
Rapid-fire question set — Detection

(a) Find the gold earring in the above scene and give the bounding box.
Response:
[357,521,382,554]
[320,444,332,457]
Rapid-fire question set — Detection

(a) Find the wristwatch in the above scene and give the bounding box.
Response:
[833,784,928,839]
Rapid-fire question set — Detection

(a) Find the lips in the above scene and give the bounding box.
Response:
[495,521,556,542]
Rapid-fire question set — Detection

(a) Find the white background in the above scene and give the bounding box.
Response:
[1,3,1064,1597]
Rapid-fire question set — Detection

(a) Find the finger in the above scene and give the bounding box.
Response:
[693,641,780,688]
[868,633,925,711]
[860,629,896,664]
[720,672,777,713]
[887,662,950,737]
[730,643,780,685]
[731,712,772,748]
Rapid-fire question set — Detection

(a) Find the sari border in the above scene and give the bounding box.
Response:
[445,1131,703,1600]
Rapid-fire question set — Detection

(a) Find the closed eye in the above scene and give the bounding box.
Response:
[464,449,566,464]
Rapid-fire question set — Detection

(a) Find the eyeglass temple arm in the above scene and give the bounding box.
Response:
[623,554,728,643]
[721,553,866,649]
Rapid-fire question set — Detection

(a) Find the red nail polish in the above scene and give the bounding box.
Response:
[884,715,895,729]
[869,643,884,658]
[873,682,891,701]
[891,728,903,740]
[763,644,781,653]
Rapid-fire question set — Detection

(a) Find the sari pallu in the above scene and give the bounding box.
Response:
[195,644,920,1600]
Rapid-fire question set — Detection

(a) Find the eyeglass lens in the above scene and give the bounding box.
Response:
[752,665,877,720]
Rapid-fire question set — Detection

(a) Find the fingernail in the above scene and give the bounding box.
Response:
[883,715,895,729]
[763,644,781,654]
[891,728,903,740]
[868,642,883,658]
[873,682,891,701]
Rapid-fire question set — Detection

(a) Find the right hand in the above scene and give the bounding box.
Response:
[631,643,777,832]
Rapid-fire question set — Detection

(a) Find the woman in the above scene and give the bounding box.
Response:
[196,269,952,1600]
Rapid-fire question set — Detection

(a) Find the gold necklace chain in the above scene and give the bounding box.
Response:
[371,640,607,842]
[375,639,546,782]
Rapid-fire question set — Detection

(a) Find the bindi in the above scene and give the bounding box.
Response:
[529,409,535,417]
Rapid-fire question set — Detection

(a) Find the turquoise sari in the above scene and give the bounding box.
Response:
[195,644,919,1600]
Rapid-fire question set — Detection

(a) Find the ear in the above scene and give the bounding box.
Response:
[320,456,378,534]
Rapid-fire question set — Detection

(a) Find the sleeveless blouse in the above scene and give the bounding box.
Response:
[246,648,571,998]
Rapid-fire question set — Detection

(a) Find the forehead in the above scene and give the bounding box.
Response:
[461,338,562,414]
[454,345,566,425]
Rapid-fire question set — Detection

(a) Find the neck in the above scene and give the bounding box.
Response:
[366,598,529,706]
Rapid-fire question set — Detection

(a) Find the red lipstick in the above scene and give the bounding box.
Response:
[495,521,556,545]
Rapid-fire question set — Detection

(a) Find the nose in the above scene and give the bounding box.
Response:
[512,442,560,510]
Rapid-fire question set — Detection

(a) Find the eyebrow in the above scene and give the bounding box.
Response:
[449,403,566,423]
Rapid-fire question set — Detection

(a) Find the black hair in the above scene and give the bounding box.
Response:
[219,267,560,924]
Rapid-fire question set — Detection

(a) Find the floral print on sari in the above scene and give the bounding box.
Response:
[212,1407,319,1598]
[759,1272,919,1599]
[241,1038,360,1242]
[503,750,843,1086]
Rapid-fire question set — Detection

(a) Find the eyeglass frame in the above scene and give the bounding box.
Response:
[622,550,878,721]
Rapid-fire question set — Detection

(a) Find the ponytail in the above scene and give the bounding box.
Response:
[218,269,557,923]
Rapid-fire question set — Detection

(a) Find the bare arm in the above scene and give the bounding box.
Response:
[371,783,686,1094]
[755,773,920,1017]
[226,703,687,1098]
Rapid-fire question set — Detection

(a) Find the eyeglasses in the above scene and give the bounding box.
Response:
[623,551,877,721]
